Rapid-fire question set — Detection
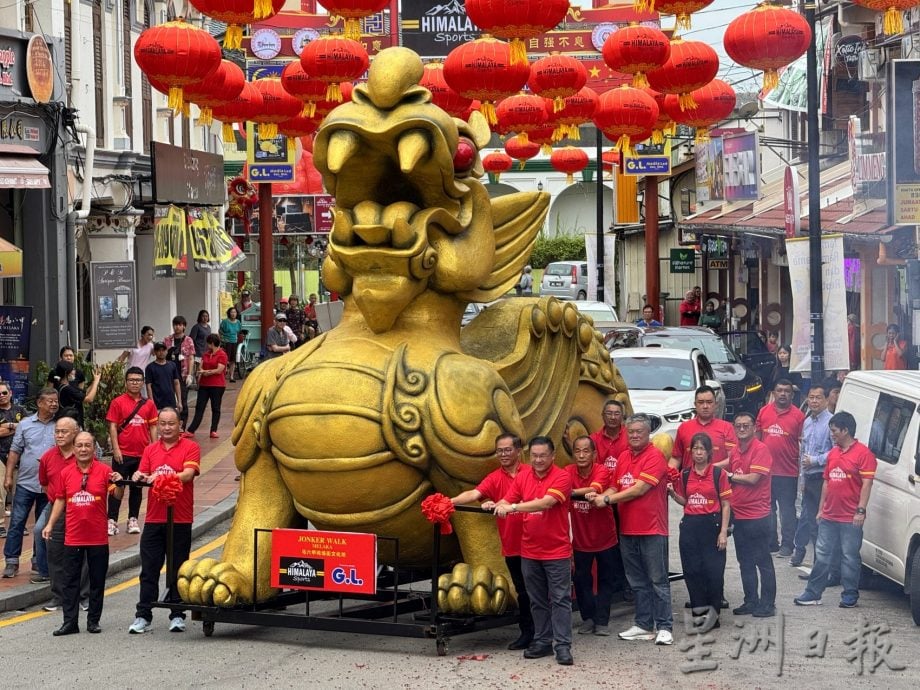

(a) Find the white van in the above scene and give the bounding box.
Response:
[837,370,920,624]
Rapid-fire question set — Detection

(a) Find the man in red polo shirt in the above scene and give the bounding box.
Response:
[756,379,806,557]
[591,399,628,473]
[42,431,124,635]
[794,411,876,608]
[588,413,671,646]
[450,432,532,651]
[726,411,776,617]
[129,407,200,634]
[671,386,737,470]
[567,436,617,637]
[495,437,573,666]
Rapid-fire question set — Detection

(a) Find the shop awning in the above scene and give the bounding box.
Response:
[0,155,50,189]
[0,237,23,278]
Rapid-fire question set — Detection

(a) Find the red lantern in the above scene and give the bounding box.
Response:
[648,0,715,30]
[528,54,588,112]
[553,86,598,141]
[505,137,541,170]
[482,151,514,181]
[529,124,557,154]
[592,85,659,152]
[300,36,369,102]
[551,146,589,185]
[278,115,323,157]
[134,19,222,111]
[724,4,812,90]
[314,82,354,118]
[211,82,264,144]
[188,0,285,48]
[602,24,671,88]
[464,0,570,65]
[281,61,330,117]
[496,93,548,144]
[665,79,735,140]
[646,38,719,111]
[251,78,304,139]
[314,0,389,41]
[643,88,673,145]
[420,62,473,118]
[851,0,918,34]
[184,60,246,127]
[444,36,532,125]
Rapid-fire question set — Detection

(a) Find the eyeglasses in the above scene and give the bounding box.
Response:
[734,423,753,430]
[0,391,9,396]
[495,447,516,455]
[126,378,144,384]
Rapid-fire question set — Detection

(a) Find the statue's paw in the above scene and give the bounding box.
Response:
[437,563,511,615]
[178,558,252,607]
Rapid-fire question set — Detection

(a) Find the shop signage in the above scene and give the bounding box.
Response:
[270,529,377,595]
[89,262,138,349]
[722,132,760,202]
[25,35,53,103]
[0,305,32,402]
[0,112,45,154]
[623,140,671,176]
[246,122,295,182]
[186,207,245,271]
[151,142,224,206]
[153,205,189,279]
[400,0,481,56]
[888,59,920,224]
[835,35,865,72]
[783,165,801,238]
[695,137,724,203]
[669,247,695,274]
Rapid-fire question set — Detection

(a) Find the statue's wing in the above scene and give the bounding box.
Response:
[460,297,630,462]
[456,191,549,303]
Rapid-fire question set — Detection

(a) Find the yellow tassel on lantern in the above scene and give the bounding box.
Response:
[479,101,498,126]
[287,137,296,159]
[541,143,553,155]
[258,122,278,139]
[325,83,343,103]
[615,134,632,155]
[632,73,649,89]
[517,160,526,170]
[883,7,905,35]
[516,132,530,145]
[633,0,650,11]
[566,173,574,185]
[762,69,779,92]
[568,124,581,141]
[679,93,698,111]
[224,24,243,50]
[675,13,692,30]
[197,107,213,127]
[168,86,183,113]
[253,0,272,20]
[552,125,566,142]
[222,122,235,143]
[301,102,317,118]
[509,38,528,66]
[694,128,711,144]
[652,128,664,145]
[341,17,362,41]
[553,96,565,112]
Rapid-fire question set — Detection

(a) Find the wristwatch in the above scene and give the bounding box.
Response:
[603,495,611,505]
[511,503,518,513]
[855,507,866,515]
[727,472,736,483]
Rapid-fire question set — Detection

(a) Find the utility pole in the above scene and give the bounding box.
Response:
[805,1,824,381]
[258,183,275,340]
[596,129,605,302]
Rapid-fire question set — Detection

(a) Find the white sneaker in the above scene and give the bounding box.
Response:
[128,617,150,634]
[107,519,119,537]
[169,617,186,633]
[655,629,674,646]
[618,625,656,641]
[127,517,141,534]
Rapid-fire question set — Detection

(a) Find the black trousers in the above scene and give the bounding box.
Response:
[679,513,726,614]
[62,544,108,628]
[187,385,225,434]
[573,545,618,626]
[178,376,189,427]
[108,455,142,521]
[770,475,798,550]
[48,516,88,606]
[505,555,534,636]
[733,515,776,608]
[136,522,192,622]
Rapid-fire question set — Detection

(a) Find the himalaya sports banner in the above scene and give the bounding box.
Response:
[153,205,189,279]
[154,205,244,278]
[786,234,848,373]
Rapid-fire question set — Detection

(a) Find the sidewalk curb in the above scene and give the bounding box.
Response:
[0,493,238,614]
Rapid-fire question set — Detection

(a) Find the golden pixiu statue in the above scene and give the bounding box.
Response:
[178,47,630,611]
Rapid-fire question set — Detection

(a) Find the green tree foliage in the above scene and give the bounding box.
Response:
[528,234,587,269]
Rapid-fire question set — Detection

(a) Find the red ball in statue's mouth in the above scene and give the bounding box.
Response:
[453,137,475,173]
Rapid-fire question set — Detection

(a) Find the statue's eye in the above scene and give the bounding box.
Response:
[453,137,475,174]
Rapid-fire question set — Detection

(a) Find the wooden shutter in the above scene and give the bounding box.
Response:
[24,4,33,33]
[123,0,133,144]
[92,1,105,147]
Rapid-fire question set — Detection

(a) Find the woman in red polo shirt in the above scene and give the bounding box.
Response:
[186,334,228,439]
[668,432,731,626]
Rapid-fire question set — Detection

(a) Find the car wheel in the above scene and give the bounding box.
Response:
[910,547,920,625]
[577,290,586,300]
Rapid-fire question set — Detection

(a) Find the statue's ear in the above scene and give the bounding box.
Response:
[467,110,491,149]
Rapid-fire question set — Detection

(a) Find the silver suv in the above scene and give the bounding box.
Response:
[540,261,588,299]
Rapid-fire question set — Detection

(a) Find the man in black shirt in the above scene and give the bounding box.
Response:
[145,343,181,411]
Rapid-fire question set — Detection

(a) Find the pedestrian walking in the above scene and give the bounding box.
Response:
[118,327,156,399]
[58,366,100,430]
[188,310,211,379]
[218,307,242,382]
[0,381,26,539]
[791,384,833,567]
[186,335,228,439]
[146,343,181,411]
[164,316,195,430]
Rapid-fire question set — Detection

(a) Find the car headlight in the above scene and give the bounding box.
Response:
[745,382,763,394]
[663,410,695,424]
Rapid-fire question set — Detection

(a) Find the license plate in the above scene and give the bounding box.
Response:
[550,281,562,287]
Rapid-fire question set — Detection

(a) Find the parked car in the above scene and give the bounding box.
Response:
[571,300,619,335]
[722,330,777,388]
[837,370,920,624]
[461,302,485,327]
[540,260,589,300]
[603,323,644,350]
[639,326,765,417]
[611,347,725,438]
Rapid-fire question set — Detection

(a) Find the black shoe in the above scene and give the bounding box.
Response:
[798,573,811,580]
[777,546,793,558]
[789,554,805,567]
[523,644,554,659]
[507,633,533,651]
[720,598,729,610]
[623,587,635,603]
[555,647,573,666]
[87,622,102,634]
[732,603,758,615]
[52,624,79,636]
[752,605,776,618]
[769,545,780,554]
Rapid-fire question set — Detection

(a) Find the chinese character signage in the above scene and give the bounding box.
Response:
[888,59,920,224]
[153,205,189,279]
[90,262,138,349]
[270,529,377,595]
[186,207,245,272]
[0,305,31,401]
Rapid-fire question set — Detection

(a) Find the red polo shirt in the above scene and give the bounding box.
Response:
[566,463,617,552]
[139,437,201,524]
[614,443,668,536]
[55,460,112,547]
[756,403,805,477]
[39,446,74,501]
[475,465,525,557]
[503,464,572,561]
[106,393,158,457]
[591,426,629,473]
[728,439,773,520]
[672,417,737,469]
[675,464,732,516]
[822,441,877,522]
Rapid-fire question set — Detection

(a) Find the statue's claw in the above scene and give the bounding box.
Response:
[178,558,253,607]
[437,563,511,615]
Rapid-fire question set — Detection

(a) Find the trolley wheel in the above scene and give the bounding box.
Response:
[202,620,215,637]
[436,637,449,656]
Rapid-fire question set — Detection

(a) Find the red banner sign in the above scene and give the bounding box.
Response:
[270,529,377,595]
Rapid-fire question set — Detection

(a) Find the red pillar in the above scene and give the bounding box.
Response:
[258,183,275,339]
[644,176,660,318]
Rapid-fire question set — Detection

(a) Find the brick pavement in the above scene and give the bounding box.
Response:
[0,382,243,611]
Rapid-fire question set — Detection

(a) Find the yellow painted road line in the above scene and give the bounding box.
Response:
[0,533,227,628]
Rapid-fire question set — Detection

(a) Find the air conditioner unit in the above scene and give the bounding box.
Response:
[857,48,884,81]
